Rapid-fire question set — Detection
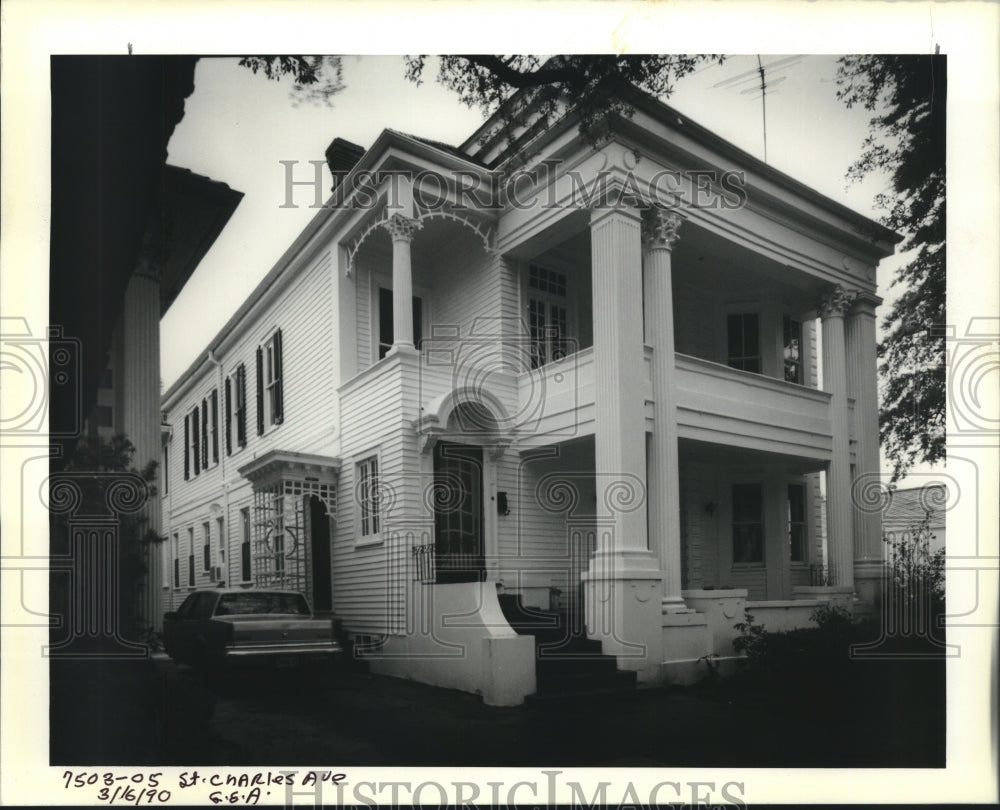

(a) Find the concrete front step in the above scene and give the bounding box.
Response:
[497,593,639,703]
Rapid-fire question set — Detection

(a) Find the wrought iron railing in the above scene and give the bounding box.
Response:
[810,564,834,586]
[412,544,435,584]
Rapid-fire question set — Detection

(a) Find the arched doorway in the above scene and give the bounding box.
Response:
[308,495,332,612]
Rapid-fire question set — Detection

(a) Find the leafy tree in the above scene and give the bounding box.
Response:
[405,55,723,145]
[836,55,946,482]
[239,54,722,144]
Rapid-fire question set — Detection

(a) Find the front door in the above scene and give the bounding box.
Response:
[433,442,485,583]
[308,495,332,612]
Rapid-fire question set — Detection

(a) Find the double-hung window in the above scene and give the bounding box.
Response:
[783,316,803,384]
[256,330,284,434]
[202,521,212,571]
[788,483,807,563]
[732,483,764,563]
[225,364,248,454]
[727,313,761,373]
[527,264,570,369]
[357,456,380,538]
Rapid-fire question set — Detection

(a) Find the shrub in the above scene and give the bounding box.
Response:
[883,514,946,631]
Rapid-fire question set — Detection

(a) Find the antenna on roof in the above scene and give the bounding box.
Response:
[712,55,802,163]
[756,56,768,162]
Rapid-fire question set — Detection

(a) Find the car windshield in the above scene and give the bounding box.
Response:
[215,592,311,616]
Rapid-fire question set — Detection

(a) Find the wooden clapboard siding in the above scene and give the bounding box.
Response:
[674,278,716,360]
[497,449,595,601]
[425,230,503,353]
[162,249,336,608]
[334,351,413,635]
[729,566,767,601]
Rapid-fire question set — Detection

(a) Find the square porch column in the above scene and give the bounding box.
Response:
[819,285,857,592]
[582,203,664,684]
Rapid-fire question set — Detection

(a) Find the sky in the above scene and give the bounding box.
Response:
[163,54,898,387]
[162,54,928,480]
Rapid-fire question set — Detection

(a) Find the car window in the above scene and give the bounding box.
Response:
[188,591,218,620]
[174,593,199,618]
[215,592,311,616]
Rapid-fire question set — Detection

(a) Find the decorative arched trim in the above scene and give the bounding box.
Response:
[416,386,515,453]
[346,207,497,276]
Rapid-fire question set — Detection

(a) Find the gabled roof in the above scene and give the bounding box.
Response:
[883,485,948,527]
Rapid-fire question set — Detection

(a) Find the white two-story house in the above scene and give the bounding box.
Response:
[161,81,899,705]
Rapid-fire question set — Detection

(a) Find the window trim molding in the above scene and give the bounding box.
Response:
[353,449,384,548]
[256,330,285,435]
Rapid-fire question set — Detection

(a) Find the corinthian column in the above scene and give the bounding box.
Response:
[818,285,857,591]
[384,214,421,354]
[642,207,687,612]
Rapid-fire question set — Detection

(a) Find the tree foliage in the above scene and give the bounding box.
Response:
[238,56,345,106]
[239,55,722,145]
[405,55,723,146]
[836,55,946,482]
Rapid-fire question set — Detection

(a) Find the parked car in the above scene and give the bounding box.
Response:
[163,588,342,670]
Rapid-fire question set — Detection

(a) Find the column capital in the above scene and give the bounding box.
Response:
[849,290,882,319]
[817,285,857,318]
[384,213,421,242]
[590,202,643,228]
[642,207,683,252]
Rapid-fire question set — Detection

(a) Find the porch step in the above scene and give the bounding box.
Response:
[498,593,638,703]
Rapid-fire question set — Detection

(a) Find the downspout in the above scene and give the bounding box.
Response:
[207,350,230,585]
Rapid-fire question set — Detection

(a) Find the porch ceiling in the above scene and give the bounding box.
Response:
[678,437,827,475]
[672,220,825,310]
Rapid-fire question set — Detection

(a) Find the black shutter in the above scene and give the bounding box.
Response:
[273,329,284,424]
[188,554,195,586]
[379,287,393,358]
[255,346,264,436]
[412,296,422,349]
[191,409,200,475]
[211,390,219,463]
[201,399,208,467]
[224,377,232,456]
[237,365,247,447]
[183,414,190,480]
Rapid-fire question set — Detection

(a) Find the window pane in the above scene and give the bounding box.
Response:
[732,484,761,522]
[732,484,763,563]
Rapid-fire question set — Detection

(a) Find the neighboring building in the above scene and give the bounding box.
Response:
[80,164,244,633]
[161,82,899,704]
[882,484,948,554]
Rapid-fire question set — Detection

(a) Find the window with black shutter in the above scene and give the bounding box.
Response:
[256,346,265,436]
[257,331,285,432]
[191,408,200,475]
[211,390,219,463]
[224,377,232,456]
[236,364,247,446]
[272,328,284,424]
[201,399,209,468]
